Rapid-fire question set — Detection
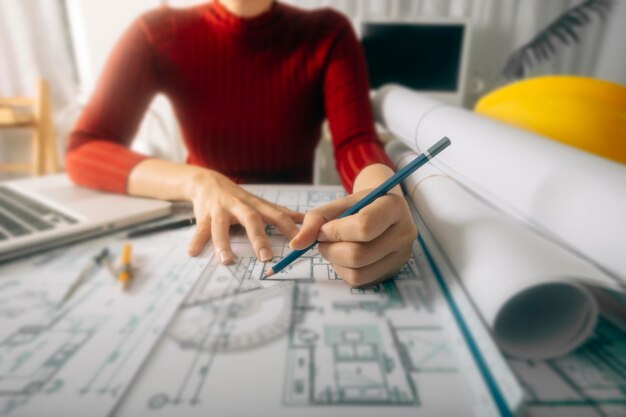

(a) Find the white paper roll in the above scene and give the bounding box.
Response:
[388,142,608,359]
[375,85,626,285]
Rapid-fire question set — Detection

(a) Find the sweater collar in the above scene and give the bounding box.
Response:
[204,1,283,35]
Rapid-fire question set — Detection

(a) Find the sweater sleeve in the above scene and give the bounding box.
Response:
[65,16,162,193]
[322,15,393,193]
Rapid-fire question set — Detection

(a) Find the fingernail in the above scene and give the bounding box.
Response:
[219,250,233,264]
[260,248,272,262]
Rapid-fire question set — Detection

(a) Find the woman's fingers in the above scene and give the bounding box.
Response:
[291,192,404,248]
[187,173,305,263]
[211,211,234,264]
[318,195,401,243]
[332,247,412,288]
[233,204,273,262]
[289,210,327,250]
[292,191,417,286]
[189,197,301,263]
[188,217,211,256]
[267,202,305,223]
[318,221,413,269]
[255,203,301,241]
[289,193,363,249]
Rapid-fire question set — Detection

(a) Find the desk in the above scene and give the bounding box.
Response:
[1,185,623,417]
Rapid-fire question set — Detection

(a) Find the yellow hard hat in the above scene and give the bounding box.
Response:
[475,76,626,165]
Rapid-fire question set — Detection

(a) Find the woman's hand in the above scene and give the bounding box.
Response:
[187,169,304,263]
[128,159,303,264]
[289,189,417,287]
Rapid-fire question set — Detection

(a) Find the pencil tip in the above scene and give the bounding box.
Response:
[262,268,274,280]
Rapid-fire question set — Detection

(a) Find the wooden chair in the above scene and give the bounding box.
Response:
[0,78,60,176]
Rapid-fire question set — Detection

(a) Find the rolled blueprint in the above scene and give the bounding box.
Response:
[374,85,626,284]
[388,141,615,359]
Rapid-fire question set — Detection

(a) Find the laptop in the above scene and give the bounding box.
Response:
[0,174,172,262]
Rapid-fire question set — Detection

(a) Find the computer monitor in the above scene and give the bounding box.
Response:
[360,19,471,106]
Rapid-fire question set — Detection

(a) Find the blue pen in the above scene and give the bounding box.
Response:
[262,136,451,279]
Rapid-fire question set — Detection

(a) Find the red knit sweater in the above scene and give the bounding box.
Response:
[66,1,392,193]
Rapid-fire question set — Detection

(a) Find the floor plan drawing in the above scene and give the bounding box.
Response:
[282,259,457,408]
[509,318,626,417]
[280,255,455,407]
[114,187,506,417]
[0,230,212,417]
[1,186,530,417]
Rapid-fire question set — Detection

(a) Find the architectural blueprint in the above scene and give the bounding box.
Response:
[0,229,212,417]
[509,318,626,417]
[3,185,622,416]
[113,186,517,417]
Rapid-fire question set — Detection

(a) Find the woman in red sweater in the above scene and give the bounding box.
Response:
[66,0,417,287]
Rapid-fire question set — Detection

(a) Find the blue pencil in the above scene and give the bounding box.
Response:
[262,136,451,279]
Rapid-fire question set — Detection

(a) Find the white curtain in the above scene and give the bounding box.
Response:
[0,0,79,173]
[0,0,77,109]
[283,0,626,105]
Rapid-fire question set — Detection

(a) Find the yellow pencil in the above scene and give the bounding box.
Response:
[118,243,133,291]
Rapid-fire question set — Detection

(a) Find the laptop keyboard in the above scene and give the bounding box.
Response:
[0,186,78,240]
